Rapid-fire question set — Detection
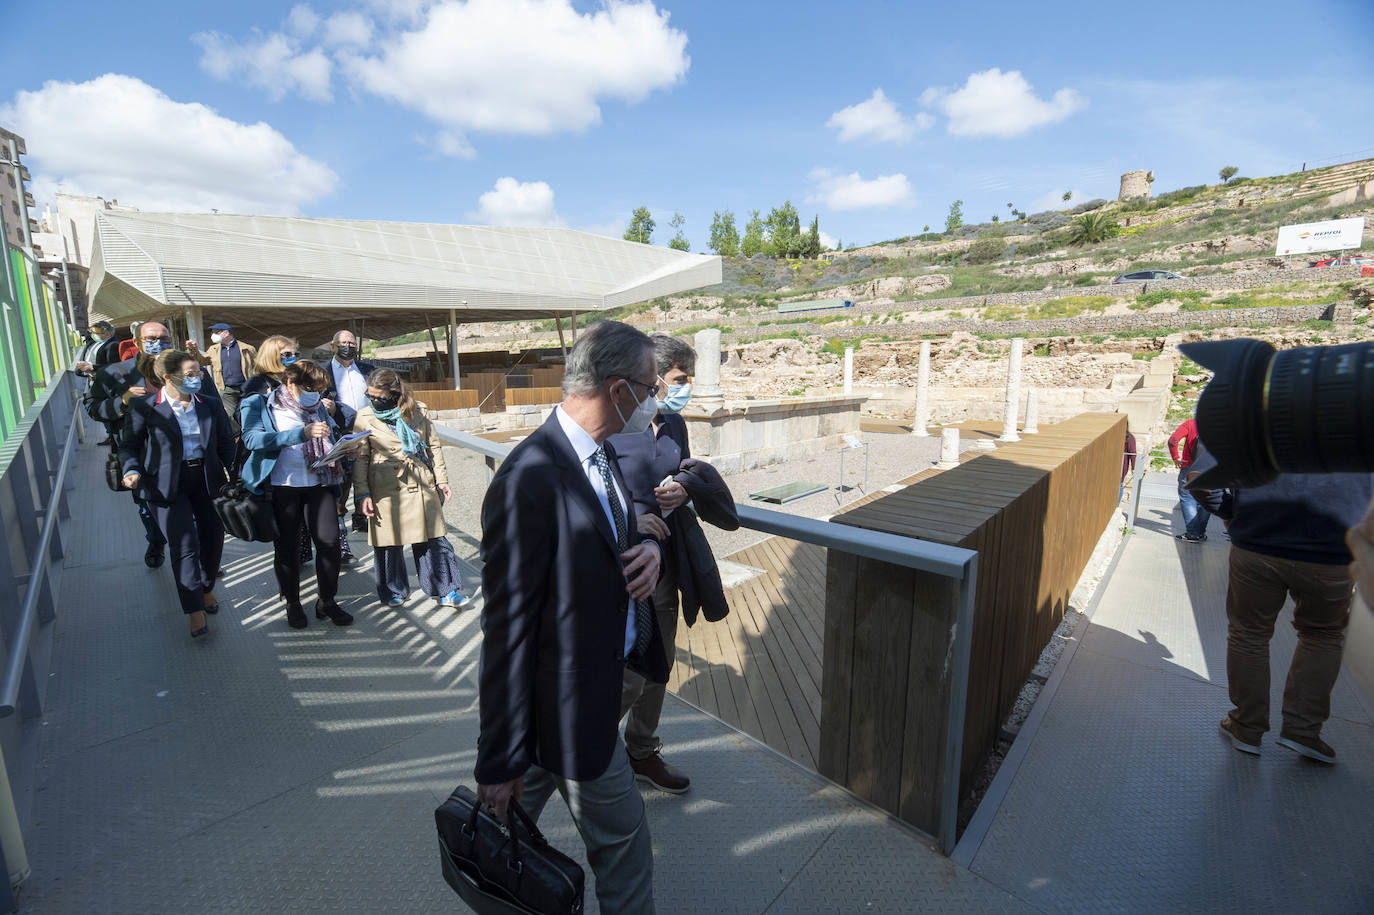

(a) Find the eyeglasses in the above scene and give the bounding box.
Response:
[615,376,661,399]
[141,335,172,344]
[280,351,297,358]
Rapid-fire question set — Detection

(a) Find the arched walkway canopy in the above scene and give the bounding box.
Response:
[87,211,721,343]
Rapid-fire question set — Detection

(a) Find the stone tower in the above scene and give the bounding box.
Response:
[1119,170,1152,201]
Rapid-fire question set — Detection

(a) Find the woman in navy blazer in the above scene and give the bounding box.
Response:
[119,350,235,638]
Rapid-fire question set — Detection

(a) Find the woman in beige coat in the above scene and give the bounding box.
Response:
[352,369,467,608]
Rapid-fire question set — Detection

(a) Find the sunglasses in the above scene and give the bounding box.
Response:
[280,350,298,358]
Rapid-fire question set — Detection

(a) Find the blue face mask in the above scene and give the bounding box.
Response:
[175,375,203,395]
[281,354,299,367]
[656,382,691,414]
[143,339,170,355]
[297,391,321,408]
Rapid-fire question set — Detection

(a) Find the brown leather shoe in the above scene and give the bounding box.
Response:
[629,750,690,794]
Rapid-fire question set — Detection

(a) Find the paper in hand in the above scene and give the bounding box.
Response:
[311,430,371,469]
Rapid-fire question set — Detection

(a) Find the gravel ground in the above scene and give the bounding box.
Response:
[433,430,977,569]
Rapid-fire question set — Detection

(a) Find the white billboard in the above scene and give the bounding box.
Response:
[1275,216,1365,255]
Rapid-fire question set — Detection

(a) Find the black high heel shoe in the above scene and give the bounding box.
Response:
[285,603,308,629]
[190,610,209,639]
[315,600,354,626]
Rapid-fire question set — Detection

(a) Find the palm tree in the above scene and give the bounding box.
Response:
[1066,211,1120,246]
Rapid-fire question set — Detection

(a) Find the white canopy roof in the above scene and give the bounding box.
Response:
[87,211,722,341]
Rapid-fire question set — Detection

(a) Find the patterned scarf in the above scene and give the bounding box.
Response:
[272,385,344,484]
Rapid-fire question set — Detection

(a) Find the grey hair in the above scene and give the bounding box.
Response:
[650,334,696,376]
[562,321,655,397]
[331,329,356,345]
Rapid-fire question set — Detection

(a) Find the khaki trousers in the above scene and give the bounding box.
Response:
[1224,546,1354,742]
[620,566,679,761]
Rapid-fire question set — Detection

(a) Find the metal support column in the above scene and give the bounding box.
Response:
[449,308,461,390]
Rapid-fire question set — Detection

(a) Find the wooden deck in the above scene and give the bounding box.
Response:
[668,538,828,770]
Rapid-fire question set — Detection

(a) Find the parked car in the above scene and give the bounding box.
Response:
[1308,255,1374,268]
[1112,270,1184,284]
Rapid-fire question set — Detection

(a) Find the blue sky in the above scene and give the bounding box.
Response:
[5,0,1374,249]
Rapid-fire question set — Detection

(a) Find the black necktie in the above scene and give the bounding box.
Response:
[593,447,652,658]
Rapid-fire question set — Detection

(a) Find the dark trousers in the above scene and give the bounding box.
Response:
[270,484,341,607]
[151,465,224,614]
[135,494,167,546]
[620,566,679,760]
[1225,546,1355,742]
[373,536,461,601]
[220,387,243,477]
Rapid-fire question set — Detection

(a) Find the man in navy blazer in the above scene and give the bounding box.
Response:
[476,320,666,914]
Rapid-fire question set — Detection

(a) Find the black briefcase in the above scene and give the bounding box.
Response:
[435,785,584,915]
[105,449,130,492]
[214,482,280,543]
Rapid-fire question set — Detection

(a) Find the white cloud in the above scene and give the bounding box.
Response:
[469,177,563,226]
[817,228,838,250]
[1029,188,1087,213]
[194,30,333,102]
[342,0,689,155]
[322,11,374,47]
[0,75,338,215]
[922,68,1085,138]
[825,89,930,144]
[807,168,915,210]
[287,4,321,36]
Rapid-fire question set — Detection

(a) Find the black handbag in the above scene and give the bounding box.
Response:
[214,482,280,543]
[435,785,584,915]
[105,449,130,492]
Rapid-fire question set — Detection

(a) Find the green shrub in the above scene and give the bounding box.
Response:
[1066,212,1121,245]
[966,236,1008,264]
[1015,239,1049,257]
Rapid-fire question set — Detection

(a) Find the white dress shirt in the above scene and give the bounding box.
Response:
[167,395,203,460]
[331,359,370,413]
[269,404,318,487]
[554,405,638,656]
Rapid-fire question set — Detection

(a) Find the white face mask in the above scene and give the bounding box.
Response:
[210,332,225,345]
[613,381,657,436]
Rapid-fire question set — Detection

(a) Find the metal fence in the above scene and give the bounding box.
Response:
[431,422,979,853]
[0,368,83,910]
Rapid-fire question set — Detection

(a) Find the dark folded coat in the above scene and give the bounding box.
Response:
[671,458,740,627]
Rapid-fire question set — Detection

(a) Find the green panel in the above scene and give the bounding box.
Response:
[11,249,42,387]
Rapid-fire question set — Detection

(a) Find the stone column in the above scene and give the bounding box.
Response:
[911,340,930,436]
[693,328,724,404]
[999,338,1022,443]
[843,347,854,395]
[937,427,960,469]
[1023,389,1039,434]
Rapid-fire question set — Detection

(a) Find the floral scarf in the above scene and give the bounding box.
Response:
[272,385,344,485]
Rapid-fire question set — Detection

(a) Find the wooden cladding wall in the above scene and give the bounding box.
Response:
[415,389,479,411]
[505,387,563,407]
[461,372,507,412]
[823,412,1124,836]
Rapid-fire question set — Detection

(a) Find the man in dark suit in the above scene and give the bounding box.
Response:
[90,321,219,568]
[74,320,124,444]
[323,328,374,562]
[476,320,666,914]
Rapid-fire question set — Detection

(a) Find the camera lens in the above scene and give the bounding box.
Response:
[1179,338,1374,487]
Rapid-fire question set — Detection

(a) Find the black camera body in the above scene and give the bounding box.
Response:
[1179,338,1374,488]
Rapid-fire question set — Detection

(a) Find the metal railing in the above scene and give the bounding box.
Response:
[0,369,84,909]
[433,421,979,854]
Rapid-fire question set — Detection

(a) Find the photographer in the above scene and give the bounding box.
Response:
[1187,447,1372,764]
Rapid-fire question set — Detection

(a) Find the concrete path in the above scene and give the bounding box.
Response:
[20,440,1022,913]
[958,472,1374,911]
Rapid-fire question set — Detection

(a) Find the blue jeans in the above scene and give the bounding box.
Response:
[1178,468,1211,537]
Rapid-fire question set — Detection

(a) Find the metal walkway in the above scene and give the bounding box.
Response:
[957,473,1374,910]
[19,439,1020,913]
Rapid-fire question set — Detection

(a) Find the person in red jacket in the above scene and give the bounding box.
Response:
[1168,418,1212,542]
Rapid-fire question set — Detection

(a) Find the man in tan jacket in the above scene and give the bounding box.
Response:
[189,322,255,436]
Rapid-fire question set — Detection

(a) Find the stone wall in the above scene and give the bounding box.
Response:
[682,394,866,474]
[731,301,1338,345]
